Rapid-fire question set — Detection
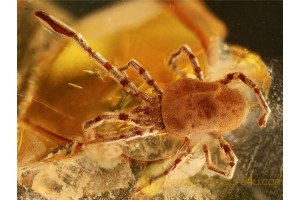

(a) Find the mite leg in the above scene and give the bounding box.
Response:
[218,136,238,179]
[119,60,163,95]
[131,105,151,114]
[203,136,238,179]
[65,141,83,157]
[83,112,154,132]
[85,127,157,144]
[35,11,155,104]
[168,45,204,80]
[219,72,271,127]
[132,137,191,197]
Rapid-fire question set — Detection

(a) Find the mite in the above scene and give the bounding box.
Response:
[35,10,271,195]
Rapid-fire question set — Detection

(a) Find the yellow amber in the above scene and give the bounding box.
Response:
[18,0,272,198]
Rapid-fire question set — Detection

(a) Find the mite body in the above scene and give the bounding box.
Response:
[34,10,271,196]
[162,78,248,136]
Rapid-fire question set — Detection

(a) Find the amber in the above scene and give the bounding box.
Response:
[17,0,272,198]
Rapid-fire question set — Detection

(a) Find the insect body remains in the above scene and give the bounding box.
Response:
[35,11,271,195]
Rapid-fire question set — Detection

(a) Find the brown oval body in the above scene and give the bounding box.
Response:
[162,78,249,136]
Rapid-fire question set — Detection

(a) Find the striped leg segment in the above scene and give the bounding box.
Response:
[219,136,237,169]
[132,137,191,197]
[119,60,163,95]
[168,45,204,80]
[35,11,154,104]
[203,136,238,179]
[83,112,154,132]
[219,72,271,127]
[85,127,154,144]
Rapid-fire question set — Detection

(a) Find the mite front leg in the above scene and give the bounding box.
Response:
[203,136,238,179]
[119,60,163,96]
[219,72,271,127]
[168,45,204,80]
[35,11,155,104]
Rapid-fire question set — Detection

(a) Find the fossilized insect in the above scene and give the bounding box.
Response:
[32,10,271,197]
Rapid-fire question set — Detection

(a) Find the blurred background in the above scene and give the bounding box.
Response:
[54,0,282,58]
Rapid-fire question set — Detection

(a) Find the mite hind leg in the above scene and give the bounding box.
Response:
[203,136,238,179]
[132,137,191,197]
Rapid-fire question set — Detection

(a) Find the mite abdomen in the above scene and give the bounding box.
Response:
[162,79,249,135]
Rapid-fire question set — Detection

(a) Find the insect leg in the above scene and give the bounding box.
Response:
[132,137,191,197]
[35,11,155,104]
[119,60,163,96]
[219,72,271,127]
[168,45,204,80]
[203,136,238,179]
